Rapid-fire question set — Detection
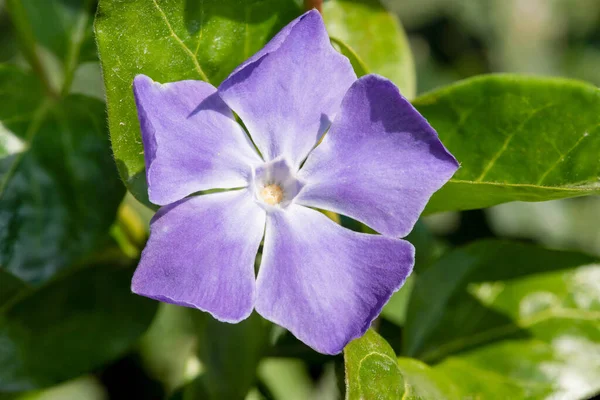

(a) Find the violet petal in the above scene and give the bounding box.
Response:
[132,189,265,323]
[133,75,262,206]
[255,204,414,354]
[218,10,356,169]
[297,75,459,238]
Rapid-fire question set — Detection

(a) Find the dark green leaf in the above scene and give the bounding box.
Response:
[323,0,416,99]
[95,0,301,205]
[413,75,600,213]
[138,304,197,392]
[5,0,98,95]
[191,312,270,400]
[382,221,445,326]
[344,330,459,400]
[0,261,157,392]
[404,240,600,399]
[0,66,125,285]
[0,269,27,307]
[17,0,97,63]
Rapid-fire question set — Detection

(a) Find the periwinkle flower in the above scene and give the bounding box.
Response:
[131,10,458,354]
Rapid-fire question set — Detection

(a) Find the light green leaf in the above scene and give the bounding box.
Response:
[344,330,459,400]
[395,358,461,400]
[0,261,157,392]
[404,240,600,399]
[0,66,125,285]
[95,0,301,205]
[414,75,600,214]
[344,330,404,400]
[14,376,107,400]
[323,0,416,99]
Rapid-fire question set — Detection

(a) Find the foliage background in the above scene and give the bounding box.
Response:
[0,0,599,399]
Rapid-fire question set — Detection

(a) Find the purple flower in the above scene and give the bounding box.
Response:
[131,10,458,355]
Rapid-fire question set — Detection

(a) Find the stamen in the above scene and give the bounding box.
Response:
[260,184,284,205]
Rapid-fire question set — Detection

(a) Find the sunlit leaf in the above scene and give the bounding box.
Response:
[414,75,600,214]
[404,240,600,399]
[324,0,416,99]
[95,0,301,205]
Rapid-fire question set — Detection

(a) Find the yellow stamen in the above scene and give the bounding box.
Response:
[260,184,284,205]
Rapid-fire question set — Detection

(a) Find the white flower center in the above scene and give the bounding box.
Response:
[260,184,284,205]
[252,158,302,210]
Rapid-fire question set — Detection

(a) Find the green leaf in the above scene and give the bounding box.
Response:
[95,0,301,205]
[344,330,404,399]
[15,0,97,64]
[382,221,445,326]
[413,75,600,214]
[0,269,27,307]
[138,304,198,392]
[404,240,600,399]
[395,358,461,400]
[0,66,125,285]
[14,376,107,400]
[323,0,416,99]
[0,261,157,392]
[344,330,459,400]
[191,312,270,400]
[5,0,98,96]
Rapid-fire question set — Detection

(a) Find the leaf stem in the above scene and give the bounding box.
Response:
[4,0,58,99]
[61,0,94,96]
[304,0,323,13]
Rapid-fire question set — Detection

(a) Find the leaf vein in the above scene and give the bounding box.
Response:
[537,128,595,185]
[476,103,556,182]
[150,0,209,82]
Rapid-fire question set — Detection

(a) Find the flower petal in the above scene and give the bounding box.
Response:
[255,205,414,354]
[133,75,262,206]
[132,190,265,323]
[218,10,356,169]
[296,75,459,238]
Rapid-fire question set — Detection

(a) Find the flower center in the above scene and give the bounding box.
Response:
[260,184,284,205]
[252,158,303,209]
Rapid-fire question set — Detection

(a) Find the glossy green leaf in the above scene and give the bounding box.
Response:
[95,0,301,205]
[404,240,600,399]
[344,329,404,399]
[191,312,270,400]
[0,66,125,285]
[344,330,459,400]
[323,0,416,99]
[414,75,600,214]
[0,261,157,392]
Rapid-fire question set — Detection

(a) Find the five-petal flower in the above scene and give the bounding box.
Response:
[131,10,458,354]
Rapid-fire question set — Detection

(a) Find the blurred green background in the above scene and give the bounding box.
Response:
[0,0,599,399]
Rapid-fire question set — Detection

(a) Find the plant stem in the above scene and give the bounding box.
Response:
[5,0,58,99]
[304,0,323,13]
[61,0,94,96]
